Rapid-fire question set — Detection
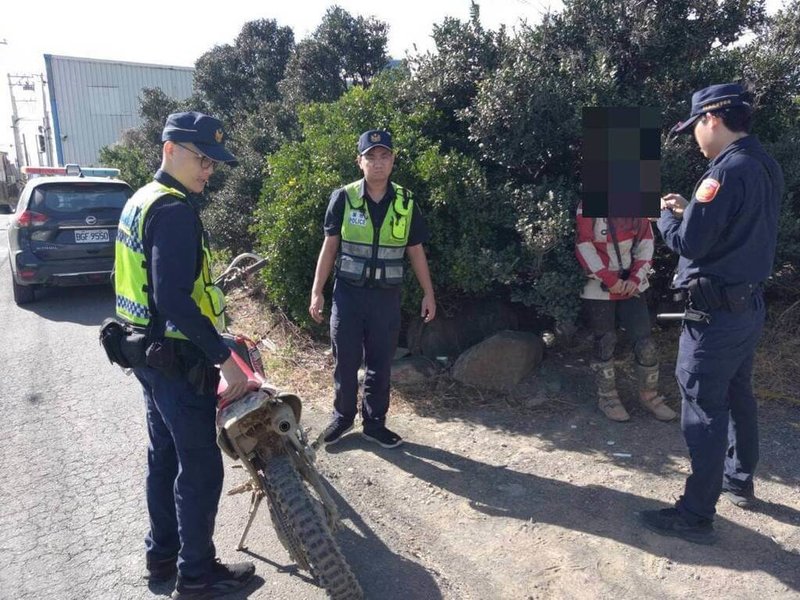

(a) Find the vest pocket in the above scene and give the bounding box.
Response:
[337,255,367,284]
[383,264,404,286]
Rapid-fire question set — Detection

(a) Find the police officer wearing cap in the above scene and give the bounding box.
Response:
[639,85,784,544]
[309,129,436,449]
[114,111,255,597]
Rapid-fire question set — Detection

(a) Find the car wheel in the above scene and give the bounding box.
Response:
[12,276,35,305]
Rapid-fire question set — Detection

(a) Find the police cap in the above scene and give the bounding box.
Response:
[358,130,393,155]
[671,83,750,134]
[162,111,238,165]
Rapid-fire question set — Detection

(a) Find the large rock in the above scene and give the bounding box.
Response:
[452,330,544,391]
[391,356,439,385]
[406,299,519,360]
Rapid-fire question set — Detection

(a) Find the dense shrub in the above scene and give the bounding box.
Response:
[253,76,521,325]
[100,0,800,330]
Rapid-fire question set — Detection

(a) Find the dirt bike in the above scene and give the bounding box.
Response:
[213,253,362,600]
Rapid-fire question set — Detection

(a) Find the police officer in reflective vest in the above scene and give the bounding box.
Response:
[640,84,783,544]
[309,130,436,448]
[115,112,255,597]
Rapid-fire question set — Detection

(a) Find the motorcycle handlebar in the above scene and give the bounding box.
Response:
[214,253,268,290]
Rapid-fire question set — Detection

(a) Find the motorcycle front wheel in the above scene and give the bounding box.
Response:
[258,455,363,600]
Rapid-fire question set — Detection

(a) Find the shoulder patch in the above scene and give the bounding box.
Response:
[695,178,721,203]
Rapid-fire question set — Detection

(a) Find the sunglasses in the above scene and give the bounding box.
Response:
[175,142,220,170]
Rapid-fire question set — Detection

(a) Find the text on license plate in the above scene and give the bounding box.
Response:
[75,229,110,243]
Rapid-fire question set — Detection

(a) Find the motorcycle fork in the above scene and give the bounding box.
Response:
[285,426,343,532]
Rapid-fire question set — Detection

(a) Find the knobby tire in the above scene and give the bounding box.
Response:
[259,455,362,599]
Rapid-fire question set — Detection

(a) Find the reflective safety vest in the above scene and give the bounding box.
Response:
[336,179,413,287]
[114,181,225,338]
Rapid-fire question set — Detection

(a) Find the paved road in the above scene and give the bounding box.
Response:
[2,210,799,600]
[0,213,349,600]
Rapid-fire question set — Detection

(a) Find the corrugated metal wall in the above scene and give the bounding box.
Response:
[45,55,194,166]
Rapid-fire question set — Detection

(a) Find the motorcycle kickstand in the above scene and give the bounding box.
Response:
[236,488,264,551]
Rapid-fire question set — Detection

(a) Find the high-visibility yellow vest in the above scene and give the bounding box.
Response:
[336,179,413,287]
[114,180,225,338]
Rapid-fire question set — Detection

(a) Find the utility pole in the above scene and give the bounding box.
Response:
[21,133,30,167]
[7,74,25,168]
[39,74,53,166]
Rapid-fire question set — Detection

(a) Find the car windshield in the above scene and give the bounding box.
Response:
[31,183,130,213]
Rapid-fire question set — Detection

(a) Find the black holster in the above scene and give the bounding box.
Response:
[687,277,756,314]
[146,338,220,396]
[99,318,149,369]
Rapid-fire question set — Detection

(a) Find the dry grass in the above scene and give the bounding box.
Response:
[224,288,527,416]
[752,301,800,404]
[225,288,800,411]
[224,286,333,403]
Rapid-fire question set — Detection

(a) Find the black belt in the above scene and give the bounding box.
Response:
[680,278,761,314]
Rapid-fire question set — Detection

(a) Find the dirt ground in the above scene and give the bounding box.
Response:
[227,292,800,600]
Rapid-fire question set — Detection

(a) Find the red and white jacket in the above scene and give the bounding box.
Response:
[575,203,654,301]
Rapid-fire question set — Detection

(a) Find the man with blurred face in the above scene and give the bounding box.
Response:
[114,111,254,598]
[310,129,436,449]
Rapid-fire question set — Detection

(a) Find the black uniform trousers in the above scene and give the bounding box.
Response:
[134,365,223,579]
[330,279,401,428]
[675,292,765,522]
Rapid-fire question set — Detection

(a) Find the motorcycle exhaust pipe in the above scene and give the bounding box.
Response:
[269,403,297,435]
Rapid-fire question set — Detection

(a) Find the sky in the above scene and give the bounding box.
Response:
[0,0,786,165]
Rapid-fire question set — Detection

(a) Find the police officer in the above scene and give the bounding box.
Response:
[115,112,255,597]
[639,84,784,544]
[309,130,436,448]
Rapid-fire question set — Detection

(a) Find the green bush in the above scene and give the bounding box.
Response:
[508,182,585,326]
[97,142,152,192]
[254,75,526,325]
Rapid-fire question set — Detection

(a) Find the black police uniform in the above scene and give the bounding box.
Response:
[125,112,237,580]
[134,170,230,579]
[323,179,428,428]
[657,87,784,524]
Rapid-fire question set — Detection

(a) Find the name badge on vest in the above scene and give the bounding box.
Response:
[349,210,367,226]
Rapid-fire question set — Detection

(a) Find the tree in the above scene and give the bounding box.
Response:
[280,6,389,105]
[202,100,299,253]
[402,2,508,157]
[98,88,200,190]
[739,0,800,286]
[467,0,767,184]
[194,19,295,118]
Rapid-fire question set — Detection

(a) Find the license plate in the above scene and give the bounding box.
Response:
[75,229,110,243]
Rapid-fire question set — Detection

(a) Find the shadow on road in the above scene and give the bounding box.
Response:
[747,499,800,528]
[325,482,444,600]
[239,548,317,586]
[224,478,442,599]
[22,284,116,325]
[372,441,800,592]
[394,367,800,495]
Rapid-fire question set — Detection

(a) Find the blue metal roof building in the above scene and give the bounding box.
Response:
[44,55,194,166]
